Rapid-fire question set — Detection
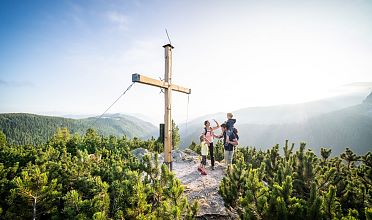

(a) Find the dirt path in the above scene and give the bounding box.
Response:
[132,148,234,219]
[172,151,232,219]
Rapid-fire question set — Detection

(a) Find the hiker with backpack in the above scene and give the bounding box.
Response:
[216,123,239,166]
[202,119,220,170]
[225,113,236,148]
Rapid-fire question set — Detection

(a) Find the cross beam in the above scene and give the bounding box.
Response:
[132,44,191,171]
[132,74,191,94]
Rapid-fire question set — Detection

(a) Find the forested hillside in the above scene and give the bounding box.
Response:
[0,129,197,219]
[0,113,157,145]
[1,128,370,219]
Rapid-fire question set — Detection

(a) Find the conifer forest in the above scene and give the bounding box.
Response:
[0,128,371,219]
[220,141,372,220]
[0,128,197,219]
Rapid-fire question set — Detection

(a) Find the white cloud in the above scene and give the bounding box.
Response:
[106,11,129,31]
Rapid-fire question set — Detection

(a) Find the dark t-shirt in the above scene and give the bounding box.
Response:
[223,131,237,151]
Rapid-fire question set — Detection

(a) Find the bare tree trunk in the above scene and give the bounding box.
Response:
[33,197,37,220]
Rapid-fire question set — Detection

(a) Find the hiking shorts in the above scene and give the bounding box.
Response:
[224,149,234,165]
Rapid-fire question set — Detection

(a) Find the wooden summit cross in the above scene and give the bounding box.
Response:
[132,44,191,171]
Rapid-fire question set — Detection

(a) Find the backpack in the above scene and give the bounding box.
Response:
[233,128,239,140]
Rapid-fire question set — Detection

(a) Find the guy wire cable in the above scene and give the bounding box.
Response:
[90,82,135,127]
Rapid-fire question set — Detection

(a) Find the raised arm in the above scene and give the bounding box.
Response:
[211,119,220,130]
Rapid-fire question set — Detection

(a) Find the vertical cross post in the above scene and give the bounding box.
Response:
[132,44,191,171]
[163,44,173,170]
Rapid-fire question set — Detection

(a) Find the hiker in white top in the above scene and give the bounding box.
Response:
[202,119,220,170]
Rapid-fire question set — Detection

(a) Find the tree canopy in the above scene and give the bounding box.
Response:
[0,128,197,219]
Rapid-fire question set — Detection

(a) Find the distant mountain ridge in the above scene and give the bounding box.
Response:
[181,91,372,155]
[0,113,157,145]
[180,91,369,132]
[236,100,372,155]
[364,92,372,104]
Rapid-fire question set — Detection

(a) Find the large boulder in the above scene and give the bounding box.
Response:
[131,148,149,161]
[183,148,199,157]
[172,150,185,162]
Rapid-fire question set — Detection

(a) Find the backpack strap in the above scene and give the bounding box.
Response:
[233,128,239,140]
[235,133,239,141]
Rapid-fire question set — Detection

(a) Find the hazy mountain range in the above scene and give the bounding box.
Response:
[180,86,372,156]
[1,83,371,156]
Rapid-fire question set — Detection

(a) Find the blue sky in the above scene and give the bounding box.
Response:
[1,0,372,124]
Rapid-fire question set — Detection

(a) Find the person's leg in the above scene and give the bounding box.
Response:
[208,143,215,168]
[229,150,234,164]
[224,150,229,166]
[226,150,233,165]
[231,148,235,164]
